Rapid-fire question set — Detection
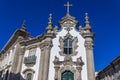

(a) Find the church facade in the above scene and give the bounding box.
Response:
[0,2,95,80]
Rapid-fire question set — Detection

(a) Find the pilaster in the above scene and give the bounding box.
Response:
[38,47,45,80]
[38,37,53,80]
[11,36,25,74]
[80,12,95,80]
[16,46,25,73]
[84,34,95,80]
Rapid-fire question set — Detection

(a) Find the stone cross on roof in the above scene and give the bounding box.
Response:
[64,2,72,13]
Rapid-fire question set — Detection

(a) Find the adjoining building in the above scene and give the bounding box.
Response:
[96,56,120,80]
[0,2,95,80]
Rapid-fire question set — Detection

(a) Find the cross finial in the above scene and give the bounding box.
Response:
[64,1,72,13]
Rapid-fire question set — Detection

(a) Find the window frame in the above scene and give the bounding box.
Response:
[26,73,32,80]
[23,68,35,80]
[28,48,36,57]
[59,33,78,56]
[61,70,74,80]
[63,38,73,55]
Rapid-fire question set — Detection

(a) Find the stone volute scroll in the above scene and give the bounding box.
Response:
[76,57,84,80]
[53,56,60,80]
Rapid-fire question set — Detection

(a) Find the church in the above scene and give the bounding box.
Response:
[0,2,95,80]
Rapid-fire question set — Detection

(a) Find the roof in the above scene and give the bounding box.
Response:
[97,56,120,75]
[0,29,30,54]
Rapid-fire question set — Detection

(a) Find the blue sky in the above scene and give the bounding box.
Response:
[0,0,120,71]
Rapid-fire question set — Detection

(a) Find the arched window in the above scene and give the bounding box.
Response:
[23,68,34,80]
[64,38,72,54]
[62,71,74,80]
[26,73,32,80]
[29,48,36,56]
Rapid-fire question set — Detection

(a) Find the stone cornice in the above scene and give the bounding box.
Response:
[0,29,29,55]
[111,56,120,64]
[53,56,84,67]
[20,33,54,46]
[97,56,120,77]
[26,45,37,50]
[82,32,95,39]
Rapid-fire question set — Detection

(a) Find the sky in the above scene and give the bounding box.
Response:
[0,0,120,71]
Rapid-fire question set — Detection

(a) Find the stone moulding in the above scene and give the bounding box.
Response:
[53,56,84,80]
[20,33,54,46]
[58,13,78,27]
[59,33,78,56]
[23,68,35,80]
[58,66,77,80]
[23,68,35,74]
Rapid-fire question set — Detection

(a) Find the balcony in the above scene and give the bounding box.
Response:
[24,55,37,64]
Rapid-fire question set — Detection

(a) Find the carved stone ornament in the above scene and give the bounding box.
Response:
[59,33,78,56]
[59,13,78,27]
[84,41,94,50]
[63,21,75,29]
[63,55,73,66]
[39,41,53,50]
[58,65,77,80]
[23,68,35,80]
[53,56,84,80]
[76,56,84,67]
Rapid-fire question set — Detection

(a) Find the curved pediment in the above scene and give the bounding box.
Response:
[59,13,78,27]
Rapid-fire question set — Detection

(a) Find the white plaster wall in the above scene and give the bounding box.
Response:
[9,45,16,66]
[48,27,88,80]
[0,45,16,70]
[21,46,41,80]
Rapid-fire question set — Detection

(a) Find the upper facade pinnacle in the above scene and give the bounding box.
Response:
[20,20,26,31]
[46,13,53,33]
[84,13,91,30]
[59,12,78,27]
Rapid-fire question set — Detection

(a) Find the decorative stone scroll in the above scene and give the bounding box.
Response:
[84,40,94,50]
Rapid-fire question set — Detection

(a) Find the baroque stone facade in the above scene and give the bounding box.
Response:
[0,2,95,80]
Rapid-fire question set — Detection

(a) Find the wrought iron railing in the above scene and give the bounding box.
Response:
[24,55,36,64]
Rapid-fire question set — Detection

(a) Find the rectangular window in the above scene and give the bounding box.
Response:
[64,38,72,54]
[29,48,36,56]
